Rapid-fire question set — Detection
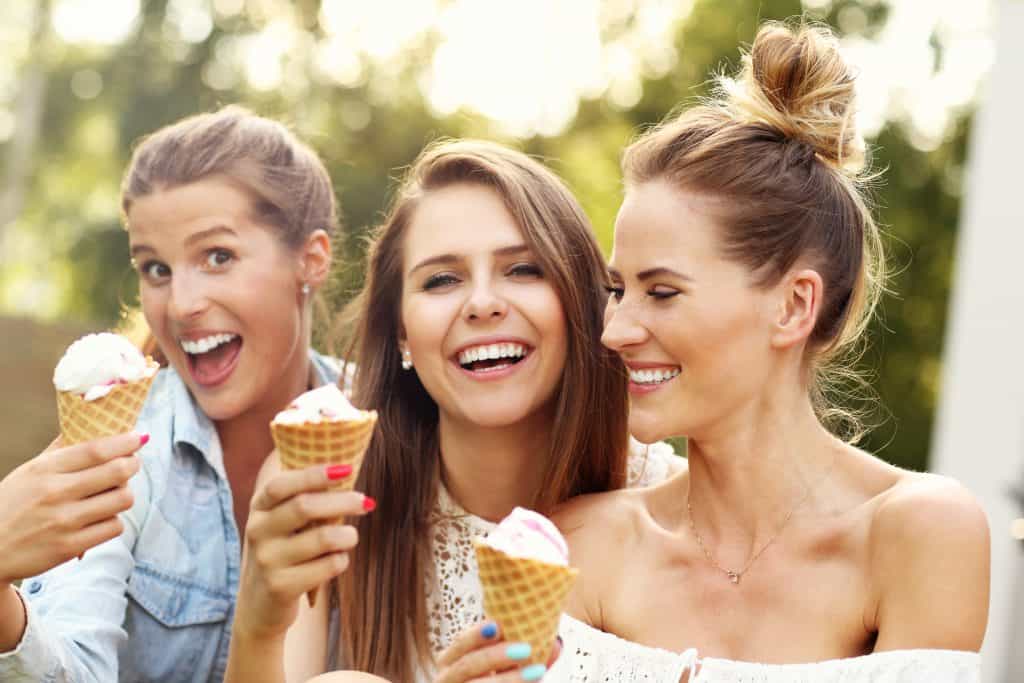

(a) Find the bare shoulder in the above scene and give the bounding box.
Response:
[552,487,652,627]
[551,487,647,545]
[870,471,989,559]
[869,470,990,650]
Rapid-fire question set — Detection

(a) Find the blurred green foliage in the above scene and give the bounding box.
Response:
[0,0,972,472]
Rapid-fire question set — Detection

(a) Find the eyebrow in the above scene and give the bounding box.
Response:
[129,225,238,258]
[407,244,531,277]
[607,267,694,282]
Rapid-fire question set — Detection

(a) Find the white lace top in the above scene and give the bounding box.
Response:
[549,616,981,682]
[424,438,679,668]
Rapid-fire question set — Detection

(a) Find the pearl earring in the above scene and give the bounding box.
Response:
[301,283,311,296]
[401,349,413,370]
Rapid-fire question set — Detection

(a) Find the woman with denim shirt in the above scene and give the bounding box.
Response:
[0,106,367,682]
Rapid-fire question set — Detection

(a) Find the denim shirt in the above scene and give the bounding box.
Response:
[0,351,341,682]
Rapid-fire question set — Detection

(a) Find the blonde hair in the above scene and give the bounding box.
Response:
[624,21,886,441]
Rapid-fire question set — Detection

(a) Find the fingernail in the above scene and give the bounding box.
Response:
[521,664,547,681]
[481,622,498,639]
[506,642,531,661]
[139,433,150,446]
[362,495,377,512]
[326,464,353,480]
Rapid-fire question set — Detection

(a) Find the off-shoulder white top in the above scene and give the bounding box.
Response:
[550,614,981,682]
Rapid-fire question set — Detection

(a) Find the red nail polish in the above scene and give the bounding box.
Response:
[362,496,377,512]
[326,464,353,480]
[139,434,150,446]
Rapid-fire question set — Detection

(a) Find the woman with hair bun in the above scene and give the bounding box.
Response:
[447,21,989,682]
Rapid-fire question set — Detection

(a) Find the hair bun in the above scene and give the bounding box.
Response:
[718,22,865,174]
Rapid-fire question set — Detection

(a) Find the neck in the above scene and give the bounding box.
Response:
[217,341,313,478]
[678,379,842,560]
[439,409,553,523]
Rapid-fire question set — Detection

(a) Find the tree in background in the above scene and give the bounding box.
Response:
[0,0,978,472]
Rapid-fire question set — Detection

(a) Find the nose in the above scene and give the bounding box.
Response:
[601,300,649,352]
[462,279,508,323]
[167,271,210,322]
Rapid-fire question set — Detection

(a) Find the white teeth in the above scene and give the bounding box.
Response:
[457,343,528,366]
[180,333,238,355]
[629,367,680,385]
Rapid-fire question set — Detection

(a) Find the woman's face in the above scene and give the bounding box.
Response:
[400,183,568,430]
[127,176,309,421]
[602,180,778,443]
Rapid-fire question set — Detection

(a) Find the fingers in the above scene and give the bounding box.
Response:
[259,522,359,569]
[59,453,141,501]
[48,432,148,474]
[437,621,501,668]
[58,515,126,562]
[250,464,352,513]
[66,485,135,529]
[262,551,351,604]
[435,640,544,683]
[249,489,370,542]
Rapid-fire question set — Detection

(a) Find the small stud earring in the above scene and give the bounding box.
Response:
[301,283,311,296]
[401,349,413,370]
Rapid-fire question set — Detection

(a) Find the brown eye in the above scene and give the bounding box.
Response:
[604,285,624,301]
[423,273,460,290]
[205,249,234,268]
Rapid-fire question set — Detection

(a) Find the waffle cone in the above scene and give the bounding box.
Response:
[56,363,158,445]
[271,410,377,607]
[474,539,579,665]
[271,411,377,492]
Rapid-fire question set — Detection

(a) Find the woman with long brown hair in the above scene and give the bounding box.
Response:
[226,140,679,683]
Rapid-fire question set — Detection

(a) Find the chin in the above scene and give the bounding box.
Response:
[627,408,682,445]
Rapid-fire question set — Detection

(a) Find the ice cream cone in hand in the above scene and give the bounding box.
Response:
[54,333,159,445]
[474,507,579,666]
[270,383,377,605]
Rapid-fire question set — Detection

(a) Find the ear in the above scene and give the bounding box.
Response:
[297,229,332,290]
[769,267,822,350]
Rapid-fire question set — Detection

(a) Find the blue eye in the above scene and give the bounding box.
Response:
[205,249,233,268]
[423,273,460,290]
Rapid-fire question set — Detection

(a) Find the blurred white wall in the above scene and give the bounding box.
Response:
[931,1,1024,680]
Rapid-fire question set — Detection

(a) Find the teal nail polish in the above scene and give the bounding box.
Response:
[506,642,532,660]
[521,664,547,681]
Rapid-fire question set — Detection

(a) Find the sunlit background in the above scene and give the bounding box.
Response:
[1,0,1023,676]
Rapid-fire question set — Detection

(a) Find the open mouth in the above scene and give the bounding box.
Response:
[181,333,243,387]
[455,342,532,374]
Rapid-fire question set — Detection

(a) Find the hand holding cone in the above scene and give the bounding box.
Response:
[271,384,377,606]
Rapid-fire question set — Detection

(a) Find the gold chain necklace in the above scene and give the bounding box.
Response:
[685,457,835,585]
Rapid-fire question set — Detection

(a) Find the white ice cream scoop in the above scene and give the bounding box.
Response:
[53,332,156,402]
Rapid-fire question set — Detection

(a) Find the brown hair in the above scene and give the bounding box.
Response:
[119,105,339,359]
[623,21,885,441]
[336,139,629,678]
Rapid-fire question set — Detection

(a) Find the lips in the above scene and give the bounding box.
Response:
[450,338,535,380]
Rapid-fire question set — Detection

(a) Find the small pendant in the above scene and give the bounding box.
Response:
[727,571,740,584]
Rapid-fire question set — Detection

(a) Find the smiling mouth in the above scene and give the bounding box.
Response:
[181,333,243,387]
[455,342,532,374]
